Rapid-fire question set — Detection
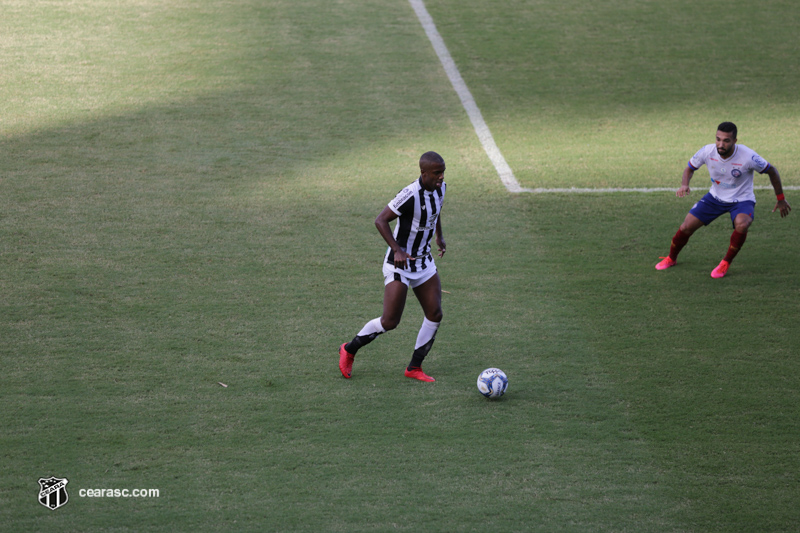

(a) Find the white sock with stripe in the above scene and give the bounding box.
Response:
[414,317,440,350]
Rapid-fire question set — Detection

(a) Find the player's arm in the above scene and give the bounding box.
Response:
[435,214,446,258]
[375,206,414,267]
[676,165,695,197]
[765,165,791,217]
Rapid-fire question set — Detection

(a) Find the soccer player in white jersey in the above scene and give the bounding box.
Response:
[656,122,791,278]
[339,151,447,382]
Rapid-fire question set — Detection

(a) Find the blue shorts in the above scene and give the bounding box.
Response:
[689,193,755,227]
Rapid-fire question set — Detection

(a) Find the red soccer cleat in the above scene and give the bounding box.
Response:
[339,343,354,378]
[711,259,730,279]
[404,367,435,382]
[655,256,677,270]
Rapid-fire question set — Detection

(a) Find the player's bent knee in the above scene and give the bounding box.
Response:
[381,317,401,331]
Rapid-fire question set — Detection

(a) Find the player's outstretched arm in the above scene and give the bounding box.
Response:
[766,166,791,217]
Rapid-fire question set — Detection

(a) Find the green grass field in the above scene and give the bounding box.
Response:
[3,0,799,531]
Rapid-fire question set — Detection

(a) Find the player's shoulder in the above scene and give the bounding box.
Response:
[697,143,716,155]
[735,144,764,160]
[735,144,769,169]
[691,143,716,159]
[689,144,715,166]
[388,180,420,209]
[396,179,421,195]
[736,144,756,156]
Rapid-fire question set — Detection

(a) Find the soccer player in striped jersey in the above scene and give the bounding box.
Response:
[339,151,447,382]
[656,122,791,278]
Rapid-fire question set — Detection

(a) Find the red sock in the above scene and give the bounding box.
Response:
[669,229,691,260]
[723,230,747,263]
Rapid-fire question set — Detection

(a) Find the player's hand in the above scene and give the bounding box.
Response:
[436,236,446,258]
[393,250,415,268]
[773,199,791,218]
[676,185,691,198]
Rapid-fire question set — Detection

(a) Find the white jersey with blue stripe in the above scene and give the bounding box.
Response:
[688,143,771,203]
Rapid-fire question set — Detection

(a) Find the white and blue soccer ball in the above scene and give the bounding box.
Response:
[477,368,508,399]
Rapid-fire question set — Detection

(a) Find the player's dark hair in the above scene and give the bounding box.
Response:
[717,121,737,139]
[420,151,444,167]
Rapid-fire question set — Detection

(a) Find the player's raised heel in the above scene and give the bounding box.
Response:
[339,343,354,378]
[655,256,677,270]
[404,367,435,382]
[711,259,730,279]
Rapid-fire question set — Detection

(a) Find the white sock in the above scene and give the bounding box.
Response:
[358,317,386,338]
[414,318,440,349]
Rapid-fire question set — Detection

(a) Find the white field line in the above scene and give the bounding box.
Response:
[522,185,800,194]
[409,0,799,196]
[408,0,523,193]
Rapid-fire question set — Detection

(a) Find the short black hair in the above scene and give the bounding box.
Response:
[717,121,737,139]
[420,151,444,166]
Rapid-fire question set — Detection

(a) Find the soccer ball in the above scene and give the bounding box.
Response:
[477,368,508,399]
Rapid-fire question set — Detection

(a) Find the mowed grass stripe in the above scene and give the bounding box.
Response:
[426,0,800,192]
[527,191,800,530]
[2,0,661,531]
[2,1,799,532]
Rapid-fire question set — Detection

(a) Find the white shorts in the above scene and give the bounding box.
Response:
[383,259,438,288]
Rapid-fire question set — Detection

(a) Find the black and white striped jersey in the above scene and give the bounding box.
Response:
[384,177,446,273]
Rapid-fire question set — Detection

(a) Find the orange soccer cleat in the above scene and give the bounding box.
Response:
[711,260,730,279]
[338,343,354,378]
[404,367,435,382]
[655,256,677,270]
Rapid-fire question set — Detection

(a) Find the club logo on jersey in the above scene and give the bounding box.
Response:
[731,169,742,178]
[38,477,69,510]
[416,214,438,232]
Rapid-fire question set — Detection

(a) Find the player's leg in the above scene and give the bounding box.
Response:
[656,212,705,270]
[344,279,407,354]
[732,211,753,233]
[405,272,442,382]
[412,271,443,324]
[380,279,409,331]
[339,279,408,378]
[679,211,706,235]
[712,208,754,279]
[726,212,752,262]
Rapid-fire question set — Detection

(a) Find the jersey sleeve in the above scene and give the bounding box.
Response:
[688,145,710,171]
[388,186,415,216]
[748,151,771,174]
